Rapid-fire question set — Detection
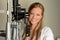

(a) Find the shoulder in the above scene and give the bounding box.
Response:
[42,26,53,35]
[41,26,54,40]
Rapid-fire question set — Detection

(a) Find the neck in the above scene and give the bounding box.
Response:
[30,24,37,31]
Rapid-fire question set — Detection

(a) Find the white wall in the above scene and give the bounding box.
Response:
[0,0,60,40]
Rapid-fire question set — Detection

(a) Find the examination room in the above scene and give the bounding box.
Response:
[0,0,60,40]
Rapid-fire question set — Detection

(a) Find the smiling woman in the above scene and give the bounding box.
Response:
[22,2,54,40]
[29,7,43,25]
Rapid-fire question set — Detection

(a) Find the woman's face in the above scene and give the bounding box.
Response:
[29,7,43,25]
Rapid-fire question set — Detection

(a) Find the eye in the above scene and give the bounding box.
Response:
[36,13,41,16]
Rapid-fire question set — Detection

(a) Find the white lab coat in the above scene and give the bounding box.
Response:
[40,26,54,40]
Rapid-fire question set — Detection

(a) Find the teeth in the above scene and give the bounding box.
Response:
[32,19,36,21]
[32,20,35,21]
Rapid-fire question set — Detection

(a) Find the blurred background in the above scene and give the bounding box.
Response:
[0,0,60,40]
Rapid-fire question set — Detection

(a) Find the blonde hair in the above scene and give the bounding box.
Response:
[22,2,44,40]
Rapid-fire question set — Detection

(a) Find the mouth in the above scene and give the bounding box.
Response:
[31,19,37,23]
[32,20,36,22]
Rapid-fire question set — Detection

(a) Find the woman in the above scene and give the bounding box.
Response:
[22,2,54,40]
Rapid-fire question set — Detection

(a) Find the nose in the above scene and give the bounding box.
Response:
[33,15,36,19]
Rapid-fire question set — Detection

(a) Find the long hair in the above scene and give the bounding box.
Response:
[22,2,44,40]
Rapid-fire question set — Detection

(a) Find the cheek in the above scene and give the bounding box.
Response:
[37,16,42,22]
